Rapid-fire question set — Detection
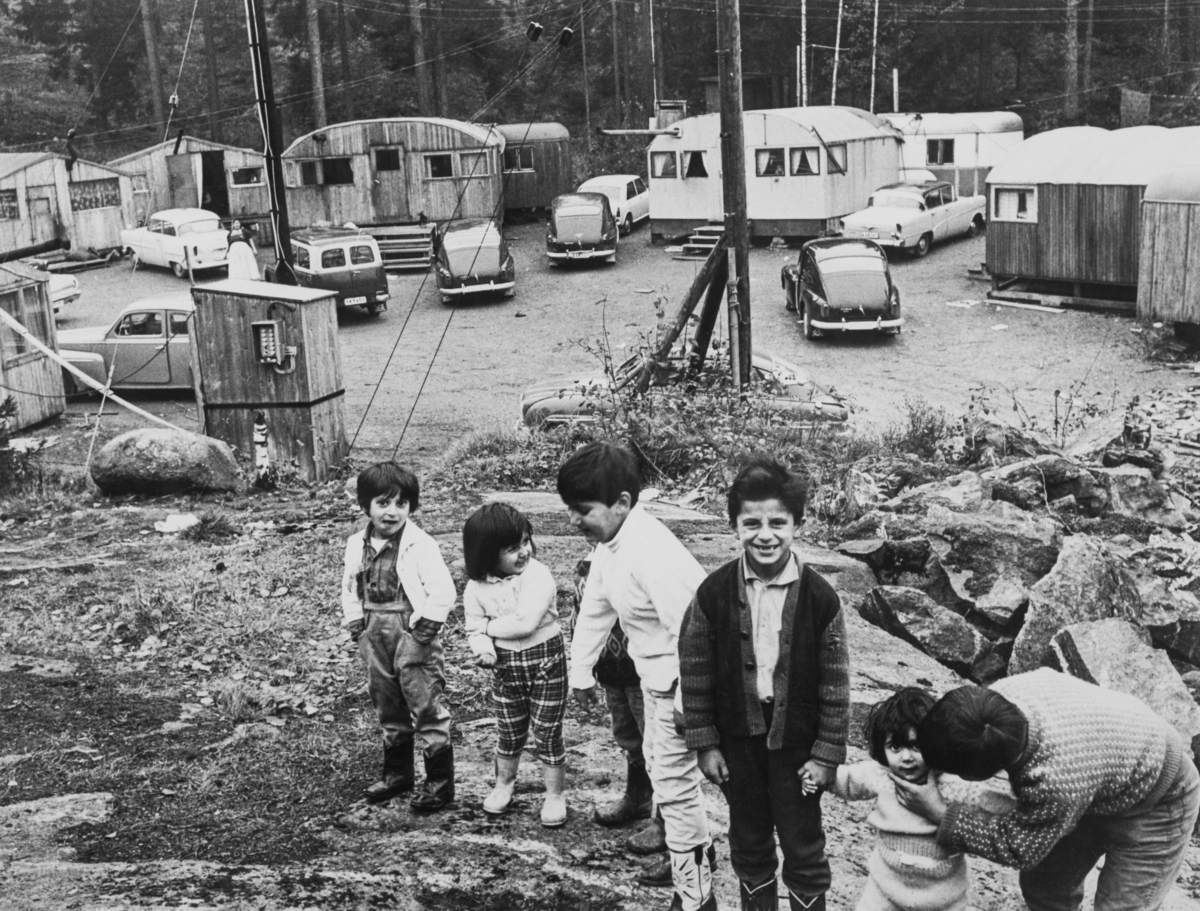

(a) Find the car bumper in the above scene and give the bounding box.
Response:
[441,280,515,296]
[809,316,905,331]
[547,248,614,260]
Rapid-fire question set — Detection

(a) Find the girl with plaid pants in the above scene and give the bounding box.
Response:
[463,503,569,827]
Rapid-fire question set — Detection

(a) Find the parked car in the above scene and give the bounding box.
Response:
[546,193,619,265]
[435,219,515,304]
[520,346,849,428]
[577,175,649,236]
[48,274,81,314]
[277,227,390,315]
[782,238,903,340]
[58,294,194,393]
[839,181,986,257]
[120,208,229,278]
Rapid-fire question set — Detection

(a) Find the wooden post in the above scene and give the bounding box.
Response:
[869,0,879,113]
[203,0,223,142]
[800,0,807,106]
[140,0,167,129]
[726,246,742,389]
[831,0,844,105]
[688,251,729,375]
[716,0,750,387]
[581,2,593,151]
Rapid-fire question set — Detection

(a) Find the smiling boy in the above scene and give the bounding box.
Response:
[678,457,850,911]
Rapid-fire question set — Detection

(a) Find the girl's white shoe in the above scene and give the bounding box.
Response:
[540,794,568,827]
[483,780,515,815]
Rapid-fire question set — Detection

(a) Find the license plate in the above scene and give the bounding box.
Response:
[861,232,878,239]
[568,251,588,258]
[345,296,367,305]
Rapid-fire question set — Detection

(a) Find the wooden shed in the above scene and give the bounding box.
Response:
[0,153,136,254]
[1138,167,1200,325]
[0,263,65,431]
[986,126,1200,292]
[879,111,1024,197]
[107,136,271,233]
[282,118,505,228]
[495,123,572,214]
[646,106,903,242]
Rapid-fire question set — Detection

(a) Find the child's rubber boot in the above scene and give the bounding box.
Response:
[483,753,521,816]
[411,743,455,812]
[594,755,653,826]
[785,888,825,911]
[665,843,717,911]
[540,762,568,827]
[739,878,777,911]
[363,737,414,803]
[626,809,668,855]
[637,843,717,889]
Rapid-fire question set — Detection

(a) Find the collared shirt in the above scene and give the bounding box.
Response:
[743,553,800,702]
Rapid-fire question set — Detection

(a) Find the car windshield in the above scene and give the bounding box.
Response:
[445,244,497,274]
[869,191,922,209]
[557,204,603,218]
[177,218,222,236]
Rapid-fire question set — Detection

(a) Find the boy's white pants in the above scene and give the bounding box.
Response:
[641,684,710,852]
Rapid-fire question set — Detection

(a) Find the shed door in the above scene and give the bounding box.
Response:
[167,154,199,209]
[26,189,59,243]
[371,148,410,222]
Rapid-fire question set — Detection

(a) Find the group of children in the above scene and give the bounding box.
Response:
[339,443,1199,911]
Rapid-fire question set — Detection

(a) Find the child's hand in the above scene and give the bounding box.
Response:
[409,618,442,646]
[698,748,729,786]
[347,619,365,643]
[476,653,497,668]
[573,686,600,713]
[797,769,817,796]
[799,759,835,795]
[890,772,949,823]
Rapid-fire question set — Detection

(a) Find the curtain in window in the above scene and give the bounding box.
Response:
[790,148,817,175]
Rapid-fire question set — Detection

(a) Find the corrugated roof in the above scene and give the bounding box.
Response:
[283,118,505,156]
[495,123,570,143]
[0,152,53,180]
[1144,166,1200,204]
[987,126,1200,186]
[881,111,1024,135]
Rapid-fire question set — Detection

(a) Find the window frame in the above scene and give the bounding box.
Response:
[683,151,708,179]
[926,138,956,166]
[0,189,19,220]
[374,148,402,172]
[755,148,786,178]
[826,143,847,175]
[459,151,490,177]
[503,146,535,172]
[350,244,377,266]
[651,151,679,179]
[319,157,354,186]
[229,166,265,187]
[992,185,1038,223]
[321,247,349,269]
[789,146,820,177]
[425,154,455,180]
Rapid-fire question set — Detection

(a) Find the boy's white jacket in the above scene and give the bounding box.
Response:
[340,521,456,626]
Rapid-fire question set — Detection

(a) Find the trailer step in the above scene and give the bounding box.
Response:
[369,224,437,271]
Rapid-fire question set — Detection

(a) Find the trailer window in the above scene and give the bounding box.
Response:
[300,161,320,186]
[755,149,785,177]
[651,152,678,178]
[375,149,402,171]
[927,139,955,166]
[790,147,819,176]
[827,144,847,174]
[460,151,490,177]
[993,186,1037,223]
[0,190,19,220]
[320,158,354,185]
[503,146,534,171]
[683,152,708,178]
[425,154,454,179]
[230,167,264,186]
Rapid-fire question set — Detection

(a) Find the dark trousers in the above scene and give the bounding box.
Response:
[721,706,830,897]
[604,682,646,759]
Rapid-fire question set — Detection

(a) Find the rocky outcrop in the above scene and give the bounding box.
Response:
[1094,465,1187,531]
[985,454,1109,516]
[91,429,242,495]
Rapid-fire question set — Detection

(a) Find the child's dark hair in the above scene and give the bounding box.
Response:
[917,685,1028,781]
[556,442,640,508]
[727,456,808,526]
[357,462,420,514]
[864,687,937,766]
[462,503,535,581]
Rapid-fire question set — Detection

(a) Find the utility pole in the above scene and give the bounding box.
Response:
[306,0,327,127]
[869,0,879,113]
[581,3,593,150]
[611,0,622,124]
[800,0,807,106]
[243,0,296,284]
[831,0,843,104]
[202,0,222,141]
[337,0,354,119]
[716,0,750,387]
[140,0,167,129]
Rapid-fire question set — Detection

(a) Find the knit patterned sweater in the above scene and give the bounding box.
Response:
[938,668,1186,870]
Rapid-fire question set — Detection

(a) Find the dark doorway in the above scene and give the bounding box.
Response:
[200,151,229,217]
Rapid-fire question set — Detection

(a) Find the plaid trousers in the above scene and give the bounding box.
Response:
[491,634,568,765]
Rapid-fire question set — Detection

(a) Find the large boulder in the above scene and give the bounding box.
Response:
[91,429,242,495]
[883,471,992,516]
[858,586,1004,682]
[1094,465,1187,531]
[985,454,1109,517]
[1047,618,1200,747]
[1010,536,1144,674]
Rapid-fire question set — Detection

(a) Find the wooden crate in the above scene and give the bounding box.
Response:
[189,280,348,481]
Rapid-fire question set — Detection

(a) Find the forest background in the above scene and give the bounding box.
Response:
[2,0,1200,182]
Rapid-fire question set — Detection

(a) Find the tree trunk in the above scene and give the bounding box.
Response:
[1162,0,1173,61]
[611,0,622,124]
[976,38,993,107]
[140,0,166,129]
[337,0,353,120]
[1064,0,1080,120]
[1082,0,1093,112]
[432,0,448,115]
[202,0,222,141]
[306,0,327,127]
[410,0,434,114]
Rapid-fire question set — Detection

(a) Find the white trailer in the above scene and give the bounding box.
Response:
[879,111,1024,197]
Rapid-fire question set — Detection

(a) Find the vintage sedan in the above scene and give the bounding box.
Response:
[58,295,194,393]
[546,192,618,265]
[521,347,848,428]
[782,238,903,340]
[48,274,81,314]
[577,174,650,235]
[839,181,985,257]
[120,208,229,278]
[435,219,515,304]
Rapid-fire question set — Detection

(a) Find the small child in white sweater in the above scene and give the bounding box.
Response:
[462,502,568,827]
[825,687,1014,911]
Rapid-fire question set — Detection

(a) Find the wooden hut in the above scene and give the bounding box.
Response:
[1138,167,1200,326]
[646,106,903,242]
[879,111,1024,197]
[0,153,136,254]
[0,263,65,431]
[986,126,1200,293]
[495,123,571,214]
[107,136,271,235]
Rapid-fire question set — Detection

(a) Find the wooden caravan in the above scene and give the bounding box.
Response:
[879,111,1024,197]
[1138,167,1200,326]
[107,136,271,237]
[0,153,135,254]
[646,106,902,242]
[0,264,65,430]
[986,126,1200,292]
[496,123,572,213]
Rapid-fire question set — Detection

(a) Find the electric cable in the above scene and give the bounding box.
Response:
[70,4,145,134]
[162,0,204,143]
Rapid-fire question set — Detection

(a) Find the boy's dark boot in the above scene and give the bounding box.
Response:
[626,809,668,854]
[664,844,717,911]
[637,844,717,889]
[739,878,777,911]
[410,743,455,812]
[595,756,654,826]
[785,889,825,911]
[363,737,414,803]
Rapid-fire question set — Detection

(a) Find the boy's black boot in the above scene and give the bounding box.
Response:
[739,878,777,911]
[595,755,654,826]
[785,888,825,911]
[363,737,415,803]
[410,743,455,812]
[626,809,668,854]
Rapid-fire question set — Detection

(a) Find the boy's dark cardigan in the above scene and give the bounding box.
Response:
[678,556,850,766]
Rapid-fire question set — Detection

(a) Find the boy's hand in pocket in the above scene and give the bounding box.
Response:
[409,618,442,645]
[347,619,365,643]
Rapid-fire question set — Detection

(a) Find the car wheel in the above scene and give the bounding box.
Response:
[802,303,816,341]
[912,234,932,258]
[621,214,633,236]
[967,216,984,238]
[61,368,78,396]
[171,261,187,279]
[784,283,797,312]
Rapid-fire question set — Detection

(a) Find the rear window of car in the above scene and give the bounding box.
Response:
[557,205,603,218]
[870,191,922,209]
[322,248,347,269]
[820,256,886,275]
[350,244,376,265]
[178,218,221,236]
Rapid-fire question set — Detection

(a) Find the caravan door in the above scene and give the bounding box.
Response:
[372,147,410,222]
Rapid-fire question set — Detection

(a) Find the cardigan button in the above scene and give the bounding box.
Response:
[739,631,749,639]
[745,660,755,669]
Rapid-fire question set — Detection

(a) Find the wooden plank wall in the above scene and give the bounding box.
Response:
[1138,201,1199,322]
[503,139,572,210]
[1,283,65,431]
